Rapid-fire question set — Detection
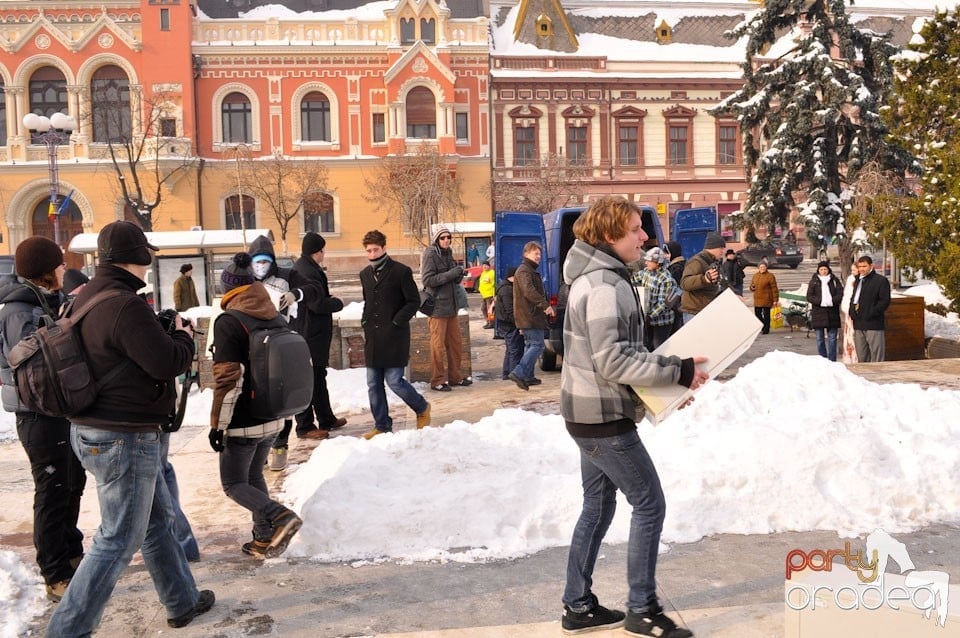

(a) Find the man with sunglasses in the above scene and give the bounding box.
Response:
[420,227,472,391]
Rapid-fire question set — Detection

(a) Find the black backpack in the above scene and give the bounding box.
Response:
[221,310,314,420]
[6,290,128,418]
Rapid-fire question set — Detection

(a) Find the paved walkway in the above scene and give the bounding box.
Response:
[3,294,960,636]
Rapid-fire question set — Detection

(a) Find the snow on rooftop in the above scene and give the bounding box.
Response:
[238,1,396,21]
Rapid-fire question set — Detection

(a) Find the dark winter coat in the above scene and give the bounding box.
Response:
[720,256,746,292]
[494,278,516,328]
[667,257,685,290]
[360,256,420,369]
[288,255,343,367]
[806,272,843,329]
[680,250,722,314]
[173,274,200,311]
[420,244,462,318]
[850,270,891,331]
[0,278,63,413]
[211,282,284,437]
[513,257,549,330]
[72,265,194,431]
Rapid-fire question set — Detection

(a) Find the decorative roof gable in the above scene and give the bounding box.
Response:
[383,39,456,85]
[513,0,578,53]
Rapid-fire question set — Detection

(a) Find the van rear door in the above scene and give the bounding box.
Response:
[672,206,718,259]
[494,212,547,284]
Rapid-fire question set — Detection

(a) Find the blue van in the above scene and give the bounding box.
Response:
[495,205,666,370]
[671,206,718,262]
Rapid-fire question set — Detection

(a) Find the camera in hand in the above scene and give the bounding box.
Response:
[157,308,191,335]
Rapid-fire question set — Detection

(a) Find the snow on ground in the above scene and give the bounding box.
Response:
[3,292,960,627]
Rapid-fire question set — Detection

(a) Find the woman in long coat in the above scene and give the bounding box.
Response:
[805,260,843,360]
[750,261,779,334]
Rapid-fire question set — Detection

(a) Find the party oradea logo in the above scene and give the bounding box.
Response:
[785,529,950,627]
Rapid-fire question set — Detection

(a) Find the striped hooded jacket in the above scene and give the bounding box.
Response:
[560,239,692,427]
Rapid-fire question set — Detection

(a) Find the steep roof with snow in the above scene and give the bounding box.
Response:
[492,0,948,62]
[198,0,487,20]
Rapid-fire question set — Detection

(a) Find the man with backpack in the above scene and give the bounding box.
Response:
[47,221,214,635]
[0,237,85,603]
[209,252,306,559]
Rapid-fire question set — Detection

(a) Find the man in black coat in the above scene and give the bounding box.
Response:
[359,230,431,439]
[288,232,346,439]
[850,255,891,362]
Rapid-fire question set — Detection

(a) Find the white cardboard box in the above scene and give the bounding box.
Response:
[632,289,761,424]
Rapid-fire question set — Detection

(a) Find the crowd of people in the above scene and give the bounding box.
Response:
[0,205,894,637]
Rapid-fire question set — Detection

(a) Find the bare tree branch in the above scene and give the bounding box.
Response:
[487,153,586,214]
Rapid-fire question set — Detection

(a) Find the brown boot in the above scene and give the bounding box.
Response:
[416,403,432,429]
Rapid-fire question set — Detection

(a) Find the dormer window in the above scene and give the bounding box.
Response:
[421,18,435,44]
[537,13,553,36]
[656,20,672,44]
[400,17,415,44]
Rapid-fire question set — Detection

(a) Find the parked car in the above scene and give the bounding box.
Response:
[460,264,484,292]
[737,240,803,269]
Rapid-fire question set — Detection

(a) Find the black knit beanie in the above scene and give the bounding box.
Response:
[302,232,326,256]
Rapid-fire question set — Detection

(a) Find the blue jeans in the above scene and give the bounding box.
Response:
[48,426,202,636]
[500,327,524,379]
[564,429,665,614]
[219,434,288,542]
[814,327,838,361]
[511,328,545,381]
[367,367,428,432]
[160,432,199,561]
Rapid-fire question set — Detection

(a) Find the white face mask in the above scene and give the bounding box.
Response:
[252,262,272,279]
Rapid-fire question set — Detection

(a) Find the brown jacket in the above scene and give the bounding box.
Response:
[750,271,779,307]
[512,257,549,330]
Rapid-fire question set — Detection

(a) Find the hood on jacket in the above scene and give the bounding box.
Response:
[220,281,280,321]
[248,235,280,280]
[563,240,631,286]
[0,278,37,305]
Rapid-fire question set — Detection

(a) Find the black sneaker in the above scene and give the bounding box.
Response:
[431,383,452,392]
[167,590,215,628]
[241,538,270,558]
[624,608,693,637]
[266,510,303,558]
[453,378,473,386]
[527,377,542,385]
[562,602,625,634]
[508,372,529,391]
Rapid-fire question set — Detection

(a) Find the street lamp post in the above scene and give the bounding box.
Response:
[23,112,77,247]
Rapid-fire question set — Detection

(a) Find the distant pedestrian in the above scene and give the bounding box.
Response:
[750,261,779,335]
[478,261,496,328]
[850,255,891,362]
[720,249,746,296]
[806,261,843,361]
[559,196,706,637]
[358,230,431,439]
[494,267,523,380]
[680,232,726,322]
[665,241,685,333]
[508,242,555,390]
[173,263,200,312]
[62,268,89,298]
[209,253,303,560]
[0,238,85,603]
[466,242,480,267]
[421,227,471,391]
[486,242,495,267]
[633,247,678,350]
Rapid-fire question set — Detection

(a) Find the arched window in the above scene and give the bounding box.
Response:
[91,65,131,143]
[300,92,331,142]
[400,18,415,44]
[222,92,252,144]
[406,87,436,139]
[224,194,255,230]
[28,67,68,144]
[420,18,435,44]
[303,191,334,233]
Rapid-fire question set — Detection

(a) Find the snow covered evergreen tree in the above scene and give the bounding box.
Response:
[880,8,960,309]
[713,0,916,275]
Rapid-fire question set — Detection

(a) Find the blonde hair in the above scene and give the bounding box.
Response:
[572,196,640,247]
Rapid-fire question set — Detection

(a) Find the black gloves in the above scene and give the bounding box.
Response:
[452,266,465,282]
[208,428,224,452]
